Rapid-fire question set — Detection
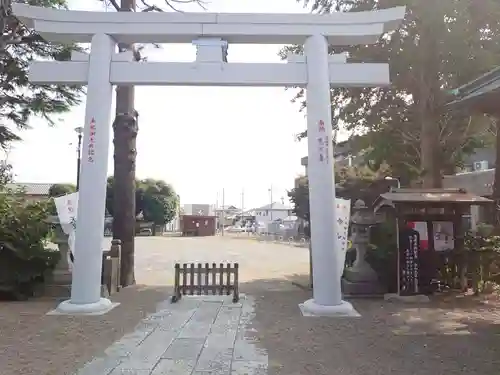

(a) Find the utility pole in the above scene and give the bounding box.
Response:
[215,191,219,232]
[268,185,273,221]
[221,188,225,236]
[113,0,137,287]
[74,126,83,190]
[241,188,245,226]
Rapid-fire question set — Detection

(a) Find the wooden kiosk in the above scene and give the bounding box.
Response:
[373,188,492,295]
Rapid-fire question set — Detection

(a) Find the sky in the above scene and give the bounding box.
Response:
[8,0,330,210]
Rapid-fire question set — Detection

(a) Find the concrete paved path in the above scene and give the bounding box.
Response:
[74,295,267,375]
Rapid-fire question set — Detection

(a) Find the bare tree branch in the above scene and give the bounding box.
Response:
[102,0,209,12]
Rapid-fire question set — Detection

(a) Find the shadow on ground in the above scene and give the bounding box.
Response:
[242,274,500,375]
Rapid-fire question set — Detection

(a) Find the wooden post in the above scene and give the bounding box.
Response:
[219,263,224,295]
[233,263,239,302]
[197,263,202,295]
[211,262,217,295]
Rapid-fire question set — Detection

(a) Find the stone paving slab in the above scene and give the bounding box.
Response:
[73,295,268,375]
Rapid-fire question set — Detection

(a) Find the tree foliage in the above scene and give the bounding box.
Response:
[288,165,391,222]
[0,0,83,148]
[0,177,59,300]
[105,176,178,226]
[289,0,500,186]
[138,178,178,227]
[48,183,76,197]
[0,159,13,185]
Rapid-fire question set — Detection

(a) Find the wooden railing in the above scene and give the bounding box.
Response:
[172,262,239,303]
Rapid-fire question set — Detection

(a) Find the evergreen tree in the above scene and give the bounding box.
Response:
[289,0,500,186]
[0,0,82,147]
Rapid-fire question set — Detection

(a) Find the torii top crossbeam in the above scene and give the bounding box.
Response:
[13,3,405,45]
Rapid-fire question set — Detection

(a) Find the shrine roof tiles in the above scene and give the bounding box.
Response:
[377,188,492,206]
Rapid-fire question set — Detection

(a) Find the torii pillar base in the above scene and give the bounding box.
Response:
[48,298,118,316]
[299,299,360,317]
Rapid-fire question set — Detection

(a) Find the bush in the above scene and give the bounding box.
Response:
[0,187,60,300]
[463,230,500,294]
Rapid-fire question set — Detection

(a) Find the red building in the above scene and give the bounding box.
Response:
[180,215,216,236]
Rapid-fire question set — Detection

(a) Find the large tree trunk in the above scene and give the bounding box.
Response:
[113,0,137,287]
[416,15,442,189]
[113,106,137,287]
[420,118,442,188]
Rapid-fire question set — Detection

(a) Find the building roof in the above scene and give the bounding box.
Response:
[4,182,52,196]
[375,188,492,207]
[254,202,292,211]
[217,205,239,210]
[447,66,500,112]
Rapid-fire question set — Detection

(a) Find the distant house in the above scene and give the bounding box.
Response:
[214,205,240,228]
[214,205,239,216]
[182,203,215,216]
[458,147,496,173]
[250,202,293,225]
[4,182,52,203]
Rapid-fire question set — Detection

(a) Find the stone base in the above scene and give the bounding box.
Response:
[384,293,430,303]
[47,297,119,316]
[343,267,378,283]
[342,278,386,297]
[299,298,360,317]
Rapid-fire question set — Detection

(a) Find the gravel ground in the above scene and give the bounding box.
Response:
[0,285,169,375]
[245,279,500,375]
[2,237,500,375]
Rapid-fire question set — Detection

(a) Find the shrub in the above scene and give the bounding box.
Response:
[0,186,60,300]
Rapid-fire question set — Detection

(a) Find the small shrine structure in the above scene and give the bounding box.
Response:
[373,188,492,295]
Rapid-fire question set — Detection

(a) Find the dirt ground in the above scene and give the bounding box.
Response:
[2,237,500,375]
[245,278,500,375]
[0,285,170,375]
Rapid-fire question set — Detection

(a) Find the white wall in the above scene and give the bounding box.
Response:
[183,204,215,216]
[254,209,292,224]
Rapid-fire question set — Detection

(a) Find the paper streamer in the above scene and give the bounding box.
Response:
[335,198,351,276]
[53,192,79,271]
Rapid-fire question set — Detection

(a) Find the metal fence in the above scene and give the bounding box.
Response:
[222,226,310,247]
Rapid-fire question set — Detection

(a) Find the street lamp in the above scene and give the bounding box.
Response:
[385,176,401,189]
[74,126,84,190]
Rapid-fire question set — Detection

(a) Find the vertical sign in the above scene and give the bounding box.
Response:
[317,120,327,162]
[87,117,96,163]
[398,228,420,295]
[335,198,351,276]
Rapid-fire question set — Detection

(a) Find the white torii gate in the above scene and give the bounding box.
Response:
[14,4,405,316]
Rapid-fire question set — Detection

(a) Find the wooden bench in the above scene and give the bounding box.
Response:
[172,262,239,303]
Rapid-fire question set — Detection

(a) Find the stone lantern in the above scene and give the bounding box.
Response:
[342,199,385,295]
[44,215,73,297]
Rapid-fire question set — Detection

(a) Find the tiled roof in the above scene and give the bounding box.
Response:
[4,183,52,196]
[254,202,293,211]
[377,188,492,206]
